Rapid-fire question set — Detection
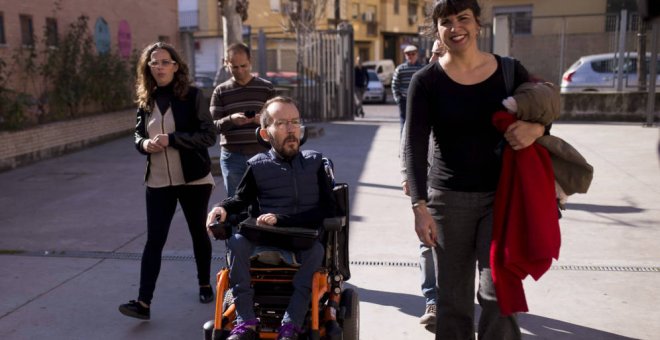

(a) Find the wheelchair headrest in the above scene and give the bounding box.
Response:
[255,126,308,149]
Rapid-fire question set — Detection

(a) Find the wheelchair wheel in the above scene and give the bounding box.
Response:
[202,290,235,340]
[339,288,360,340]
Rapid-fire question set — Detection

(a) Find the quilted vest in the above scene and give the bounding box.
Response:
[248,149,323,215]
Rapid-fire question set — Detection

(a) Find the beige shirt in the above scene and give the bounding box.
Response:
[145,105,214,188]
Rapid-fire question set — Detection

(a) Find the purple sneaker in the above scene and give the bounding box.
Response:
[278,322,303,340]
[227,319,259,340]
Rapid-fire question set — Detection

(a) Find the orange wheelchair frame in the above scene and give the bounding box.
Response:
[203,183,358,340]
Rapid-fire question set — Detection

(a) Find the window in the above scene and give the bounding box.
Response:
[0,12,7,45]
[591,59,616,73]
[367,22,378,36]
[606,0,637,31]
[352,3,359,20]
[394,0,399,15]
[606,0,637,12]
[0,12,6,44]
[366,5,377,35]
[493,5,532,35]
[46,17,58,46]
[20,14,34,46]
[408,0,417,18]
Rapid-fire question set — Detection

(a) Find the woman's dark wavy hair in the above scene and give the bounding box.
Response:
[135,42,190,111]
[424,0,482,37]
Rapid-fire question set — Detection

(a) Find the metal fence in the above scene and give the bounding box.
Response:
[492,10,656,88]
[294,24,355,122]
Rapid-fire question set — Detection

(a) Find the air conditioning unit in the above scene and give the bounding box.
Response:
[362,12,375,22]
[408,15,418,25]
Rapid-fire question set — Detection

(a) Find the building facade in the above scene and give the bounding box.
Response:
[0,0,179,95]
[184,0,435,75]
[481,0,644,83]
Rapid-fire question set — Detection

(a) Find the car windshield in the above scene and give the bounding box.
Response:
[367,71,379,81]
[364,65,376,70]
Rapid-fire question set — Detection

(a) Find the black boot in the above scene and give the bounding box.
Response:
[199,285,214,303]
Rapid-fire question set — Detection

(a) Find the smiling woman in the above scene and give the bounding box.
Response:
[404,0,552,339]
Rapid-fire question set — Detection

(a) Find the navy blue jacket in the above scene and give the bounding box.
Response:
[220,149,336,228]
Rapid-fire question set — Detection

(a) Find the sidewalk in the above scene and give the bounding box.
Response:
[0,103,658,339]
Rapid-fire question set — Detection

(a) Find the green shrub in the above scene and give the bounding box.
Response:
[1,14,135,131]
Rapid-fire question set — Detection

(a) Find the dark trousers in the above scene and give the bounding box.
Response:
[398,98,407,135]
[428,188,521,340]
[138,184,213,305]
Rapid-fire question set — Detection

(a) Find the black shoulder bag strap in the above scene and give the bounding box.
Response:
[501,56,516,96]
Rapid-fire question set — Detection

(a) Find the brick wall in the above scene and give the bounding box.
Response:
[0,0,179,98]
[0,110,134,171]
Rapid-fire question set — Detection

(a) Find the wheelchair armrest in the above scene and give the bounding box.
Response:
[323,216,346,231]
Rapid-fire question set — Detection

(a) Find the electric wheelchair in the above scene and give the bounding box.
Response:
[202,127,359,340]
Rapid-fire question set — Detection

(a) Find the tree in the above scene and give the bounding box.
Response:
[219,0,249,53]
[282,0,328,34]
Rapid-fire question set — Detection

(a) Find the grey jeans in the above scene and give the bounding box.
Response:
[428,188,521,340]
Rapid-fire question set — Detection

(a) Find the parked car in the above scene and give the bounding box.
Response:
[561,52,660,93]
[362,69,386,104]
[194,74,215,98]
[362,59,395,86]
[256,71,317,87]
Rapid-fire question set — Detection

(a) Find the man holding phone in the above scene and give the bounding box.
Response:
[210,43,276,197]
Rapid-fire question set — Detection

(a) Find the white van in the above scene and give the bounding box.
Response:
[363,59,395,86]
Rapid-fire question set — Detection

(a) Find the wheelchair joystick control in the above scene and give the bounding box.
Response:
[208,220,232,240]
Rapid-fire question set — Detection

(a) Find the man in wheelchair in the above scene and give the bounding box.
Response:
[206,96,336,340]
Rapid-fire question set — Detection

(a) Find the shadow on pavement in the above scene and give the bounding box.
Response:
[348,284,426,319]
[564,203,644,214]
[349,286,637,340]
[304,122,381,215]
[356,181,402,191]
[517,312,637,339]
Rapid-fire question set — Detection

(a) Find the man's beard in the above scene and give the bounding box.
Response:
[278,135,299,160]
[270,132,299,160]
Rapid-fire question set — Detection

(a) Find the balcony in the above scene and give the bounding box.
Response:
[179,10,198,31]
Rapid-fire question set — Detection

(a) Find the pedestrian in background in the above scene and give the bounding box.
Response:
[400,120,437,328]
[428,39,445,64]
[405,0,548,338]
[392,44,423,133]
[119,42,217,320]
[210,43,275,197]
[354,56,368,117]
[399,38,445,329]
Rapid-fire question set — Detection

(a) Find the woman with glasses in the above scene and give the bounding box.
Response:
[405,0,550,339]
[119,42,217,320]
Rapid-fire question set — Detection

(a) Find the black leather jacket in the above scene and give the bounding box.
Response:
[134,86,216,183]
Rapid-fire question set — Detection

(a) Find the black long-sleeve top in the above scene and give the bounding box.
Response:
[217,159,336,228]
[404,55,530,203]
